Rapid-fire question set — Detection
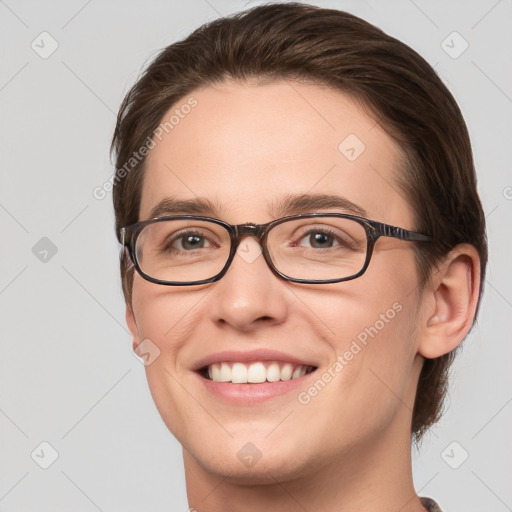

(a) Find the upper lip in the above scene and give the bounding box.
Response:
[192,349,319,372]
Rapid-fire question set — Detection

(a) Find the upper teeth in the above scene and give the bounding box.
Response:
[207,361,311,383]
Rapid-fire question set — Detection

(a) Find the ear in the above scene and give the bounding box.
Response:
[417,244,481,359]
[126,304,142,352]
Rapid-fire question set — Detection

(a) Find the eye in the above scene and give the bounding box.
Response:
[294,227,354,250]
[300,229,337,249]
[164,230,216,253]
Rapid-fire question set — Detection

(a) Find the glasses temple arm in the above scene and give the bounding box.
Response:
[378,223,432,242]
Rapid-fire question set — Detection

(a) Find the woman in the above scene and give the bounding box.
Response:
[111,4,487,510]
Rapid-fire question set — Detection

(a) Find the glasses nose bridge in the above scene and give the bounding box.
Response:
[233,222,267,247]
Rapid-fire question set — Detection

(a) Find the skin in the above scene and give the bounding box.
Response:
[126,80,480,511]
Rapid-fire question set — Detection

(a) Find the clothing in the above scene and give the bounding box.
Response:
[420,496,443,511]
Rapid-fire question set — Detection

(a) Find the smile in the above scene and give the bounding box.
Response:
[204,361,316,383]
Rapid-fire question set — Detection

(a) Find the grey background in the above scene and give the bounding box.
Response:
[0,0,511,510]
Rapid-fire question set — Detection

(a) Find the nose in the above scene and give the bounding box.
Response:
[208,234,289,332]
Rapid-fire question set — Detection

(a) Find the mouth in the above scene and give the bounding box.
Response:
[192,349,320,403]
[199,361,317,383]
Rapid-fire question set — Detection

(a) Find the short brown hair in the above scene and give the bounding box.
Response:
[110,2,487,442]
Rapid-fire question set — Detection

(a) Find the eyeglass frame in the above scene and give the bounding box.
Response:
[119,213,433,286]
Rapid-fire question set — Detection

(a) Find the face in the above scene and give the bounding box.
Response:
[127,80,425,482]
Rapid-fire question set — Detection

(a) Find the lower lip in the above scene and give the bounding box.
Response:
[196,371,317,404]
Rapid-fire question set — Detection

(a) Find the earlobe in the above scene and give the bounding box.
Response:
[418,244,481,359]
[126,304,141,352]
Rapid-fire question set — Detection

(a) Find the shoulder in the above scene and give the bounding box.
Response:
[420,496,443,512]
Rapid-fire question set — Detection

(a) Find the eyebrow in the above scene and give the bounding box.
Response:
[270,193,367,218]
[147,193,367,220]
[148,197,225,218]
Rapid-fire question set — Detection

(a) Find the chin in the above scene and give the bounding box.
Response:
[194,447,312,485]
[181,428,321,485]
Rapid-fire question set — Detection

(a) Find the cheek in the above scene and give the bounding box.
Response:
[301,255,420,409]
[318,294,417,395]
[130,276,206,410]
[130,277,207,437]
[130,276,204,345]
[295,297,419,447]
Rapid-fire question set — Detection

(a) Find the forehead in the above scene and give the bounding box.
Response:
[140,80,412,226]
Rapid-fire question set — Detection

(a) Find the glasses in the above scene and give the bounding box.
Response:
[120,213,432,286]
